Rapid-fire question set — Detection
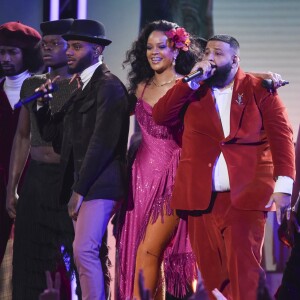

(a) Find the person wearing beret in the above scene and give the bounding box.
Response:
[38,19,130,300]
[5,19,78,300]
[0,21,42,299]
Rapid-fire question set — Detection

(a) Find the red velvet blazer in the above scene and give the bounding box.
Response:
[153,68,295,211]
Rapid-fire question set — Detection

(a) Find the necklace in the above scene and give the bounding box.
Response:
[152,76,176,87]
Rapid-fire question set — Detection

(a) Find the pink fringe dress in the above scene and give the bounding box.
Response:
[116,92,197,299]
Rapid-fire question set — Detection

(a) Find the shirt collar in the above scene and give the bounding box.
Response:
[212,82,234,95]
[80,56,103,88]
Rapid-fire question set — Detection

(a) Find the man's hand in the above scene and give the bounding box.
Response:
[263,71,286,90]
[68,191,84,221]
[266,192,291,225]
[6,192,18,219]
[39,271,60,300]
[189,60,216,83]
[35,76,60,106]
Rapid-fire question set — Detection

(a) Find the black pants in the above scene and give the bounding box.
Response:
[12,159,74,300]
[276,208,300,300]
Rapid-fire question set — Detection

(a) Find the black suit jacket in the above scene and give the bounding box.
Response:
[38,64,129,201]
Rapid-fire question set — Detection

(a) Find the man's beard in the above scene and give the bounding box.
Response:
[205,62,232,88]
[68,52,93,74]
[0,65,18,76]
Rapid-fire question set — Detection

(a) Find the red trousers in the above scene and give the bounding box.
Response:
[188,192,267,300]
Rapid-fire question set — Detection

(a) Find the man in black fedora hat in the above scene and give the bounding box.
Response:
[37,19,129,300]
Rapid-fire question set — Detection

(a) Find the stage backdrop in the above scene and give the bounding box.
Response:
[0,0,298,136]
[0,0,299,296]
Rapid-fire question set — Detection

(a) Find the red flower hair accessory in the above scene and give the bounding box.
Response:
[165,27,191,51]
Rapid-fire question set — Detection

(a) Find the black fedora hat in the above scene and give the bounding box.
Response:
[62,19,111,46]
[40,18,74,36]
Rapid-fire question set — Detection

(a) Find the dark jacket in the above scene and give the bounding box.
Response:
[38,64,129,201]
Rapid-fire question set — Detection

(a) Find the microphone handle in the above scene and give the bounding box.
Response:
[182,65,217,83]
[261,79,289,90]
[14,85,56,109]
[182,68,204,83]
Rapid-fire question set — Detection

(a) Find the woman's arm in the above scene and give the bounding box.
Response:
[6,107,31,218]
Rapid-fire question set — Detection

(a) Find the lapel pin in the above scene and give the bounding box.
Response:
[236,93,244,105]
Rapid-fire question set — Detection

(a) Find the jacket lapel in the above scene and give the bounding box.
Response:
[71,64,110,112]
[225,68,249,142]
[72,64,109,103]
[197,86,225,140]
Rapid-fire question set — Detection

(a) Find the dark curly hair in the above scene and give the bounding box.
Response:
[123,20,203,94]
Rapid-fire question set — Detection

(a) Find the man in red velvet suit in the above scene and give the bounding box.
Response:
[0,21,42,297]
[153,34,295,300]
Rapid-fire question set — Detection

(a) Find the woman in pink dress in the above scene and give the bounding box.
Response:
[116,20,203,300]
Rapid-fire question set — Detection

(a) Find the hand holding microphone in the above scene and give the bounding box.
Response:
[14,76,60,109]
[35,78,59,106]
[261,71,289,90]
[182,61,216,83]
[261,78,289,90]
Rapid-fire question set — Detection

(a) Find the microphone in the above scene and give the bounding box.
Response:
[14,84,58,109]
[182,65,217,83]
[261,79,289,90]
